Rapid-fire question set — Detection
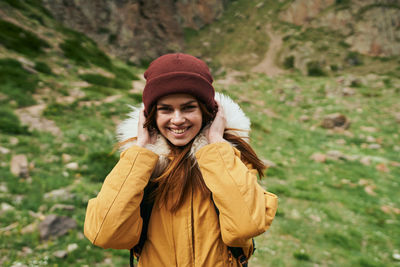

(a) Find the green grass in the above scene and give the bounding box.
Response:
[0,107,29,135]
[0,19,50,57]
[0,58,38,107]
[60,30,113,70]
[79,73,132,90]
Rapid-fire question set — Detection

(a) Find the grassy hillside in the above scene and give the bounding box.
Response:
[1,0,400,266]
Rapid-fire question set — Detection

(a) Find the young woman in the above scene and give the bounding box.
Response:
[84,53,278,266]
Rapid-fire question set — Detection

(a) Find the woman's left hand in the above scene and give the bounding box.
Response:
[206,101,227,143]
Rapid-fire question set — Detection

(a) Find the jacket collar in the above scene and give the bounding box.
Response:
[116,92,250,157]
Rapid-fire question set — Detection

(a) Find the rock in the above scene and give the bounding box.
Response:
[395,113,400,123]
[0,222,19,232]
[15,104,62,136]
[279,0,335,26]
[368,143,381,150]
[0,146,10,154]
[360,157,371,166]
[0,183,8,193]
[38,214,77,240]
[299,115,310,122]
[132,80,146,93]
[9,137,19,145]
[49,204,75,212]
[335,139,346,145]
[376,163,389,173]
[103,94,122,103]
[21,222,38,234]
[67,243,78,253]
[10,154,29,178]
[366,136,376,143]
[393,253,400,261]
[78,134,88,142]
[62,154,72,163]
[65,162,79,170]
[44,188,74,201]
[1,202,15,212]
[21,246,33,255]
[310,153,326,163]
[10,262,28,267]
[321,113,350,129]
[342,87,355,96]
[364,185,376,196]
[53,250,68,259]
[42,0,227,62]
[28,210,44,220]
[326,150,344,161]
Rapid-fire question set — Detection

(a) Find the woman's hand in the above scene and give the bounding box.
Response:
[136,109,155,147]
[206,101,227,143]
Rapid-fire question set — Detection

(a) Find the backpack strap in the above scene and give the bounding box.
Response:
[210,194,255,266]
[130,183,157,267]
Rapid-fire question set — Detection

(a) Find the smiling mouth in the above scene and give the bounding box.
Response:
[169,127,189,134]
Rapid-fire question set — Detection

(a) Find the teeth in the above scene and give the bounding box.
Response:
[171,128,186,134]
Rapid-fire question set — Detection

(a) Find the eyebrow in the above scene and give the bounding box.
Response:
[157,100,198,107]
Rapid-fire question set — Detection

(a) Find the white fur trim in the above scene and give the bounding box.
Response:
[116,93,251,154]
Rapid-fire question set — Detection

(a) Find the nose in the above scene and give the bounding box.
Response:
[171,110,185,125]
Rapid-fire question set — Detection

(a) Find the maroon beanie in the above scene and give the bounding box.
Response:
[142,53,217,115]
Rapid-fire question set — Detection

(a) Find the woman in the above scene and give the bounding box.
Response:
[84,53,278,266]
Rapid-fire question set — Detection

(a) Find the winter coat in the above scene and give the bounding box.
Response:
[84,93,278,266]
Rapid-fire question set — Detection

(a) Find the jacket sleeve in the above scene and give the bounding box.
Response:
[195,142,278,248]
[84,145,159,249]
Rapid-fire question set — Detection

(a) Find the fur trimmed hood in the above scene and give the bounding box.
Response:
[116,92,250,157]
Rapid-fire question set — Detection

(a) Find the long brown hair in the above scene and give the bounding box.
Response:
[121,99,266,212]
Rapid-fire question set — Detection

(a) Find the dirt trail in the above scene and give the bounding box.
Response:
[252,27,284,77]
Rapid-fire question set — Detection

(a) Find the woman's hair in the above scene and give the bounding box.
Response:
[138,99,266,212]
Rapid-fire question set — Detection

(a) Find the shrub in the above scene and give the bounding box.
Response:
[129,93,143,103]
[0,107,29,134]
[293,250,311,261]
[111,66,139,80]
[59,28,112,70]
[34,61,53,75]
[2,0,53,18]
[346,51,363,66]
[79,74,132,90]
[283,56,295,69]
[83,85,116,96]
[0,19,50,57]
[307,61,326,76]
[0,58,38,107]
[43,102,77,117]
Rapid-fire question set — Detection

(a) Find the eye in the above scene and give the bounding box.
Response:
[183,105,197,111]
[157,106,170,111]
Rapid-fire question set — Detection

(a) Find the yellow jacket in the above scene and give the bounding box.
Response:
[84,142,278,266]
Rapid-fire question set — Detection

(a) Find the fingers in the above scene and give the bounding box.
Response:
[137,108,150,147]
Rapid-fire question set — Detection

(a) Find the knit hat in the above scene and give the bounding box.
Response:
[142,53,217,115]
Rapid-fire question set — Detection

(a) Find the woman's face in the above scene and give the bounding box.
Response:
[156,94,203,147]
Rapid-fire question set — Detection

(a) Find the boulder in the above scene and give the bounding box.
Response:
[10,154,29,178]
[321,113,350,129]
[38,215,77,240]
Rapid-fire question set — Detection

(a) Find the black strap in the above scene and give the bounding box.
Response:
[130,183,157,267]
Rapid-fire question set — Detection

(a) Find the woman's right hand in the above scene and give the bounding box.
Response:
[136,108,155,147]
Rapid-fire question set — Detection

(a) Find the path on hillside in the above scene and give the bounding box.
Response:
[252,27,284,77]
